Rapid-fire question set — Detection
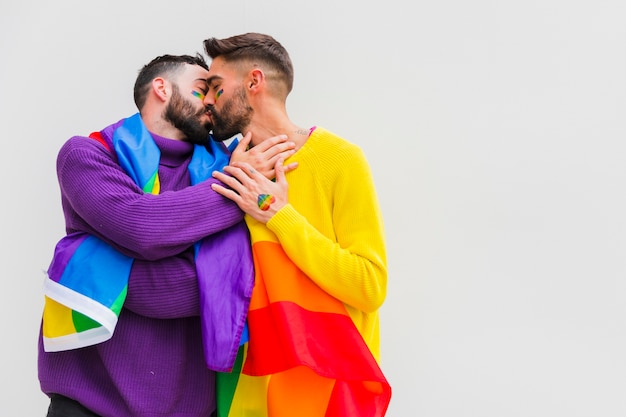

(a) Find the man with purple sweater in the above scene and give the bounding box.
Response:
[38,54,296,417]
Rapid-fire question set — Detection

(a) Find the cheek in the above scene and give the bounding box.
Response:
[215,88,224,102]
[191,91,205,101]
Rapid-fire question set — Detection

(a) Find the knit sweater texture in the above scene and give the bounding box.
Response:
[259,126,387,360]
[38,121,244,417]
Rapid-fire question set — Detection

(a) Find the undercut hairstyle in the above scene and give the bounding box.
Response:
[203,33,294,96]
[133,53,208,110]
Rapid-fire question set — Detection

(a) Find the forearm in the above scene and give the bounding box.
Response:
[75,180,242,259]
[58,139,243,260]
[123,248,200,318]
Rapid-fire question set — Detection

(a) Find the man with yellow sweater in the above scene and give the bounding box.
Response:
[204,32,390,417]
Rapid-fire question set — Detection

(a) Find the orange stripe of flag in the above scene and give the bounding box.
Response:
[248,241,344,313]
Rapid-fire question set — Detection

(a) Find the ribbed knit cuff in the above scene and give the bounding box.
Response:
[266,203,301,236]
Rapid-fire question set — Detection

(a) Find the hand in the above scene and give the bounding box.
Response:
[211,158,289,224]
[229,132,298,179]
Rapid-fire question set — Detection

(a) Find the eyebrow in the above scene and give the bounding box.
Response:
[207,75,223,84]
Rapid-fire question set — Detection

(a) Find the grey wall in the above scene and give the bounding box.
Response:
[2,0,626,415]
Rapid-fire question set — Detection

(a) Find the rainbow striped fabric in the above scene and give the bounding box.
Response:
[216,222,391,416]
[42,113,253,371]
[42,232,133,351]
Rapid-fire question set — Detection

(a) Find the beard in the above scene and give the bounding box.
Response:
[208,86,253,142]
[163,84,212,145]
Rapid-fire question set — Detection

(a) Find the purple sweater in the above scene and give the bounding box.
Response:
[38,125,244,417]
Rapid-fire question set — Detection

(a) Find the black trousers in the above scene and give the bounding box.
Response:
[46,394,219,417]
[46,394,101,417]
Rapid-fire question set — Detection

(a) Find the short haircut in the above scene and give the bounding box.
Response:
[203,33,293,96]
[133,53,208,110]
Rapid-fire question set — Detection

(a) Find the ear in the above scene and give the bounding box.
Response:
[248,68,265,91]
[152,77,169,102]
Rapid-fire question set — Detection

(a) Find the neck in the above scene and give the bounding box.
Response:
[248,120,309,150]
[246,98,309,149]
[141,110,185,141]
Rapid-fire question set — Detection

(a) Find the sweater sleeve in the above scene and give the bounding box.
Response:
[57,136,244,260]
[56,136,245,319]
[266,145,387,313]
[124,248,201,318]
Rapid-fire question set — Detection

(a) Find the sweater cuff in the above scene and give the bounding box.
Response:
[267,203,301,236]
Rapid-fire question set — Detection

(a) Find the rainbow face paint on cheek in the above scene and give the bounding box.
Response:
[191,90,205,100]
[215,88,223,101]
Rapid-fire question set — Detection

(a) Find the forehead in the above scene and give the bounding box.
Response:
[177,63,209,84]
[207,56,238,83]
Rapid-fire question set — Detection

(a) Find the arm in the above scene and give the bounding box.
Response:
[57,136,243,260]
[269,158,387,313]
[124,248,201,318]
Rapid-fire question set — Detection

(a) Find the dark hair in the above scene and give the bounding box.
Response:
[133,53,208,110]
[203,33,293,96]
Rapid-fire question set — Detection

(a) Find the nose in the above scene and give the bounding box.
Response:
[203,92,215,106]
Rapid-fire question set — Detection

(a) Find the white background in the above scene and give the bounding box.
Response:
[2,0,626,415]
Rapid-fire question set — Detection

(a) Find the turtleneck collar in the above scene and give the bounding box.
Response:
[151,133,195,167]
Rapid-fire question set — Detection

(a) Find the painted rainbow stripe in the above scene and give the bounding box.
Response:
[257,194,275,211]
[191,90,205,100]
[215,88,223,101]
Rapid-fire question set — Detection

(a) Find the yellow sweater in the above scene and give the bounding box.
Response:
[247,126,387,360]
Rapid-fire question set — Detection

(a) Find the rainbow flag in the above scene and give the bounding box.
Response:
[42,113,253,372]
[216,223,391,416]
[42,232,133,351]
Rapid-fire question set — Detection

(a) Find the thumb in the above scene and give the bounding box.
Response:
[233,132,252,155]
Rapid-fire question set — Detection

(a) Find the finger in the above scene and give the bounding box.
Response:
[220,165,259,188]
[229,162,259,179]
[258,148,295,172]
[212,169,245,191]
[274,158,287,185]
[254,134,290,152]
[272,148,296,161]
[231,132,252,157]
[210,182,242,203]
[282,161,299,174]
[210,182,229,195]
[239,131,252,149]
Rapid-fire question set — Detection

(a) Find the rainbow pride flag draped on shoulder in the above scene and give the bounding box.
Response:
[217,220,391,416]
[42,113,253,372]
